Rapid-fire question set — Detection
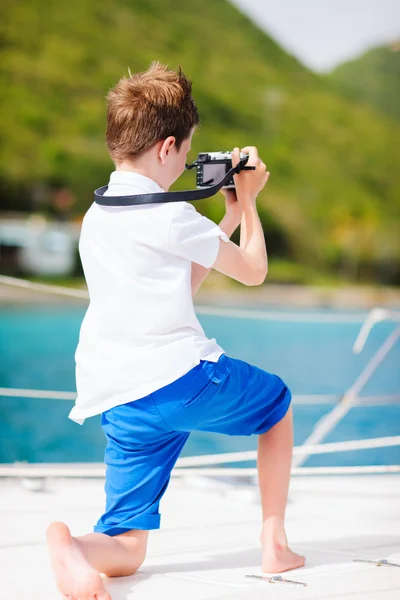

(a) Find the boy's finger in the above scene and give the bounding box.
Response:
[231,147,240,168]
[224,189,238,201]
[240,146,258,165]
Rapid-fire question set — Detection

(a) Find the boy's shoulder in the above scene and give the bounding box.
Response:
[88,200,201,221]
[82,201,208,240]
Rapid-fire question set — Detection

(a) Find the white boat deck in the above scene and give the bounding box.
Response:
[1,473,399,600]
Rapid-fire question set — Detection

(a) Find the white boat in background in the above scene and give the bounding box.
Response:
[0,217,80,277]
[0,277,399,599]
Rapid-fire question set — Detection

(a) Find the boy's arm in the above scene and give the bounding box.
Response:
[191,197,241,296]
[212,146,269,286]
[191,146,269,293]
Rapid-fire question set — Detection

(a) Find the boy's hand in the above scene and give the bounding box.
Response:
[220,188,242,225]
[231,146,269,205]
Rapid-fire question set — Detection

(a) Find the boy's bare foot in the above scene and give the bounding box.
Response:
[262,543,306,573]
[47,521,111,600]
[260,519,305,574]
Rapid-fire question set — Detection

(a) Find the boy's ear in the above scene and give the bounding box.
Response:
[159,136,176,164]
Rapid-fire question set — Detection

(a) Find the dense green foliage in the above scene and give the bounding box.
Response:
[329,44,400,122]
[1,0,399,282]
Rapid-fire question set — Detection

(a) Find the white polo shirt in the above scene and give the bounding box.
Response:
[69,171,229,424]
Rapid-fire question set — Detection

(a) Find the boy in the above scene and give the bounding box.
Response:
[47,62,305,600]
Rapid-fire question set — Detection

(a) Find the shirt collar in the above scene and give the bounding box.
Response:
[108,170,165,193]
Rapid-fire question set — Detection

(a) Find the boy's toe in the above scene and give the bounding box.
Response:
[95,593,112,600]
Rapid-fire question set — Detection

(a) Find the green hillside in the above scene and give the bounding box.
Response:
[329,43,400,122]
[1,0,399,283]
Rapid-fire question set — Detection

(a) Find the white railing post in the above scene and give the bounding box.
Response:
[292,319,400,469]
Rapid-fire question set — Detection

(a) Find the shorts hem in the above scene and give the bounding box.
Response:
[256,388,292,435]
[94,514,160,535]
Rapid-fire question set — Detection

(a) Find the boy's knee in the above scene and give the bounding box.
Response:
[105,530,148,577]
[120,551,147,577]
[133,541,147,572]
[103,548,147,578]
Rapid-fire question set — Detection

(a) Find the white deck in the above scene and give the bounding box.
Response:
[1,473,399,600]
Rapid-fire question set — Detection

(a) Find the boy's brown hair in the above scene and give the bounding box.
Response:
[106,62,199,163]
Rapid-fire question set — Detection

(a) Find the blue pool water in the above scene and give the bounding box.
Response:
[0,304,399,467]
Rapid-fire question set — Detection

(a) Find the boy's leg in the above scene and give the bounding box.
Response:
[157,354,306,573]
[47,522,148,599]
[47,394,189,599]
[258,405,305,572]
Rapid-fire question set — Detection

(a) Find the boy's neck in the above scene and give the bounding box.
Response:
[115,160,168,191]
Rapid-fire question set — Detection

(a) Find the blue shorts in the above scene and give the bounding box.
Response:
[94,354,291,535]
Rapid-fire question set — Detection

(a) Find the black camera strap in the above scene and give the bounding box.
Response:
[94,158,255,206]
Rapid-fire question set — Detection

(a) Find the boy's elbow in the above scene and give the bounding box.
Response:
[245,266,268,286]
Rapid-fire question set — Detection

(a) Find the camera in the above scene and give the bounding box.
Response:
[96,150,255,207]
[195,151,249,189]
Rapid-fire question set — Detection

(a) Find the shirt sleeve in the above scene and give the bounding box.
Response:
[169,203,230,268]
